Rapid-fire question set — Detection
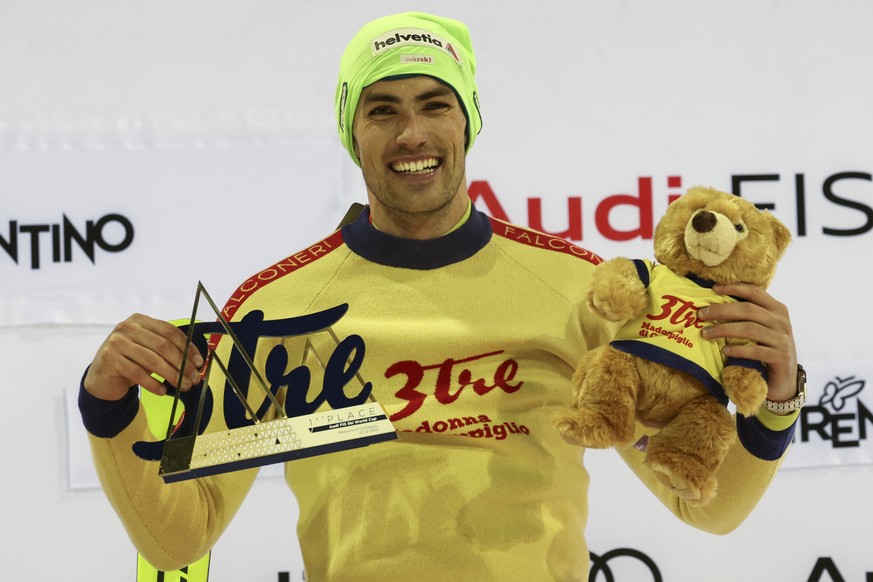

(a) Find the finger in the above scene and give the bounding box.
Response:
[703,320,781,346]
[114,316,201,388]
[147,319,207,382]
[102,330,189,390]
[116,353,171,397]
[699,300,776,328]
[721,340,792,368]
[89,339,171,397]
[711,283,788,315]
[722,341,796,399]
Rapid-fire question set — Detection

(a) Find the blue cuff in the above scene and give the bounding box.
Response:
[736,413,797,461]
[77,366,139,438]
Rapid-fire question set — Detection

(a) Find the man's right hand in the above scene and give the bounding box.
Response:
[83,314,205,401]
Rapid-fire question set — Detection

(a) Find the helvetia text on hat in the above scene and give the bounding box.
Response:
[373,32,443,52]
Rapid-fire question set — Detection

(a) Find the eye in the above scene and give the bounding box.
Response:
[734,223,745,233]
[424,100,451,111]
[368,105,394,117]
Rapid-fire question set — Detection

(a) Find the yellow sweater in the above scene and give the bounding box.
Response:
[80,206,796,581]
[610,259,766,404]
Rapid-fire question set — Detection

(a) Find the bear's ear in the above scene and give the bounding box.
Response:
[766,211,792,256]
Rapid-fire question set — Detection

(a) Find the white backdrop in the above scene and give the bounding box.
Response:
[2,1,872,580]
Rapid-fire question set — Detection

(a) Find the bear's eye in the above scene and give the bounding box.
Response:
[734,223,745,233]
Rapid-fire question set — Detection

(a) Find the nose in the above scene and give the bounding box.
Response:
[691,210,717,233]
[395,112,427,149]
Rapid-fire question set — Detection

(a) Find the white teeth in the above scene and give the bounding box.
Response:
[392,158,439,173]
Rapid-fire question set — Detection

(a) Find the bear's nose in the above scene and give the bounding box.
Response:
[691,210,717,233]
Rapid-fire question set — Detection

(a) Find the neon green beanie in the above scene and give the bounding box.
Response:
[335,12,482,166]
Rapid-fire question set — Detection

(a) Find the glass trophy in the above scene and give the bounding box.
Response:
[159,283,397,483]
[158,276,396,482]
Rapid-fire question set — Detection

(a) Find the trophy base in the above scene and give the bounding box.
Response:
[159,402,397,483]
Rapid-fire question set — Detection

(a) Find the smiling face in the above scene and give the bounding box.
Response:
[352,75,469,239]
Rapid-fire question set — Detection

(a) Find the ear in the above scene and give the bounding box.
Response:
[766,211,792,256]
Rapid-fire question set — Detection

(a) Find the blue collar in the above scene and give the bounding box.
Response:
[341,205,492,270]
[685,272,717,288]
[686,271,747,302]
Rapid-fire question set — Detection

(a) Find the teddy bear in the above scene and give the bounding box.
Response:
[556,186,792,507]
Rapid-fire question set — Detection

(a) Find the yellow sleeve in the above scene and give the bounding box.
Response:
[615,421,786,535]
[756,407,800,431]
[87,401,258,571]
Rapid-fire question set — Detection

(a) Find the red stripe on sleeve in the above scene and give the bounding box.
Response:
[219,229,345,322]
[488,217,603,266]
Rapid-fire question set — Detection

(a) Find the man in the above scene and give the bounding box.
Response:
[80,12,801,581]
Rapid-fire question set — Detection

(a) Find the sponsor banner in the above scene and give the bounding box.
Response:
[468,171,873,249]
[588,547,663,581]
[0,132,362,327]
[64,380,285,492]
[66,358,873,490]
[467,170,870,371]
[12,3,872,581]
[783,359,873,469]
